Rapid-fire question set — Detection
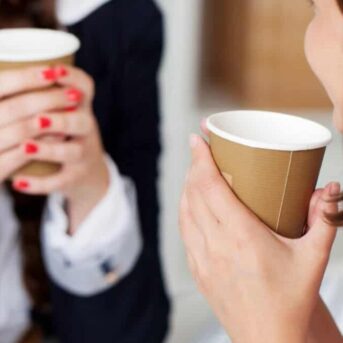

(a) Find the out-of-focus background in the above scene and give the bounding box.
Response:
[155,1,343,342]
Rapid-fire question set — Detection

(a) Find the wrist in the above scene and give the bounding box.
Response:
[229,320,307,343]
[233,331,306,343]
[65,159,110,235]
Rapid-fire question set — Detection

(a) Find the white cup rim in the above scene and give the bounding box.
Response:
[207,110,333,151]
[0,28,80,62]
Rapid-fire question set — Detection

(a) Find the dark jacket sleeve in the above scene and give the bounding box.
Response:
[105,0,164,249]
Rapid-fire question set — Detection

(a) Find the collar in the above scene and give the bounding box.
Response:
[56,0,111,26]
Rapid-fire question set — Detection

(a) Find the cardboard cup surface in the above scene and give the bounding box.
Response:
[0,29,80,177]
[207,111,332,238]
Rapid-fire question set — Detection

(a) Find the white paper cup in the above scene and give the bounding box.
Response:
[207,110,332,238]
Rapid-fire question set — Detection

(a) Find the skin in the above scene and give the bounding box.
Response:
[180,0,343,341]
[0,65,109,234]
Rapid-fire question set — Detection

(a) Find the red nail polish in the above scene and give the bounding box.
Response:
[14,180,30,190]
[42,68,57,81]
[25,142,38,154]
[39,117,52,129]
[66,88,83,103]
[55,66,68,78]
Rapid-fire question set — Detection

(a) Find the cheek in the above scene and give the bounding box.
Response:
[305,19,343,132]
[305,20,325,81]
[305,19,339,99]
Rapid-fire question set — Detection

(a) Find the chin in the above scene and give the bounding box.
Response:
[333,108,343,133]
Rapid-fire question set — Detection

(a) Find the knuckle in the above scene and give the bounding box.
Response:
[76,145,85,159]
[2,98,17,117]
[71,144,84,160]
[59,115,71,133]
[190,161,219,192]
[80,113,94,135]
[46,89,62,108]
[51,144,64,160]
[206,242,230,272]
[17,94,34,113]
[16,121,33,138]
[196,266,211,294]
[196,172,219,193]
[36,90,61,112]
[67,115,78,133]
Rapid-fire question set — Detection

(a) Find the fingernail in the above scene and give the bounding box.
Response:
[66,88,83,103]
[25,142,38,154]
[13,180,30,190]
[39,116,52,129]
[42,67,57,81]
[55,66,68,78]
[330,182,341,196]
[189,134,199,148]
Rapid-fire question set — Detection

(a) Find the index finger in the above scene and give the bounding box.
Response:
[201,118,210,136]
[0,65,56,99]
[189,134,242,224]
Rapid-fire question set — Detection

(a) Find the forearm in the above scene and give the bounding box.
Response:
[307,298,342,343]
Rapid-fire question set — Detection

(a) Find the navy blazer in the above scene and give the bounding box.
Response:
[49,1,170,342]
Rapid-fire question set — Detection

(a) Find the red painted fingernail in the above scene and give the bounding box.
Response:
[66,88,83,103]
[42,67,57,81]
[55,66,68,78]
[25,142,39,154]
[39,117,52,129]
[13,180,30,190]
[64,105,78,112]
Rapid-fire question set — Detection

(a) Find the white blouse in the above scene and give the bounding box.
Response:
[0,1,142,342]
[0,155,141,343]
[56,0,112,26]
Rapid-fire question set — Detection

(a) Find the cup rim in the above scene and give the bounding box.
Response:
[207,110,333,151]
[0,28,80,62]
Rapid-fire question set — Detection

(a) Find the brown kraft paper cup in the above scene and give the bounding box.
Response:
[207,111,332,239]
[0,29,80,177]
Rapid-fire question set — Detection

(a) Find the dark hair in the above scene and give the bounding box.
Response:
[0,0,57,28]
[337,0,343,12]
[0,1,57,341]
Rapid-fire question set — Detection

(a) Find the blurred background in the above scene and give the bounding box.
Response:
[156,0,343,342]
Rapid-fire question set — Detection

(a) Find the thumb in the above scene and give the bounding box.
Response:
[306,182,340,254]
[307,188,324,228]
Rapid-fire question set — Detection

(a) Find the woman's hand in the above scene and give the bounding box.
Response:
[179,133,339,343]
[0,65,109,233]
